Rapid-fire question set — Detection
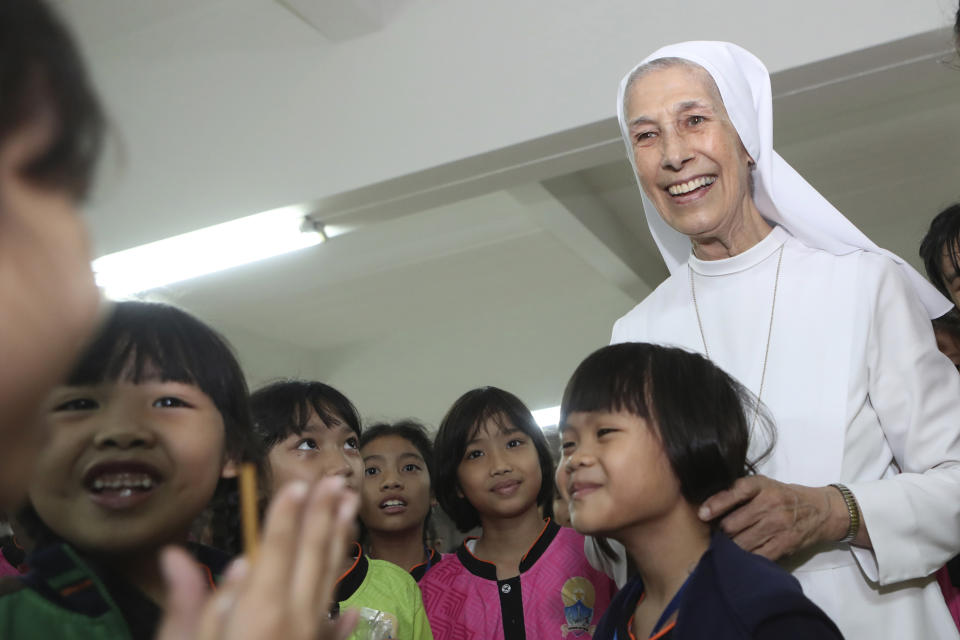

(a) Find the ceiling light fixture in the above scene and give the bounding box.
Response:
[93,205,326,299]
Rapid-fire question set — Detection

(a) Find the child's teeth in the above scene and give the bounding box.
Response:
[90,472,156,492]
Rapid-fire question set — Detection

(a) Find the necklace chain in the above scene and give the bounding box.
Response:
[689,245,784,430]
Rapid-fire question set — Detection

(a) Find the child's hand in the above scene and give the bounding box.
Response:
[156,476,360,640]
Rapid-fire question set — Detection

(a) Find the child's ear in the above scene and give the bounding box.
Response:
[220,458,239,479]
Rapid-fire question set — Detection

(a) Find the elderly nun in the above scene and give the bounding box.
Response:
[602,41,960,639]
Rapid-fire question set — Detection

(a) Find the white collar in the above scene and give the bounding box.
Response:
[689,226,788,277]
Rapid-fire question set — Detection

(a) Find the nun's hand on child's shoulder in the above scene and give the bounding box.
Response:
[156,477,360,640]
[696,475,853,561]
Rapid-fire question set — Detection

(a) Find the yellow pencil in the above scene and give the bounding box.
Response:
[239,462,259,561]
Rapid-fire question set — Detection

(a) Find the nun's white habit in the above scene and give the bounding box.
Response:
[606,41,960,639]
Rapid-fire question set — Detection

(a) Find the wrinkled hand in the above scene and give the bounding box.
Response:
[156,476,360,640]
[698,475,844,561]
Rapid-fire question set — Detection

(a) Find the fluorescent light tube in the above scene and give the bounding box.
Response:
[93,205,325,299]
[532,405,560,429]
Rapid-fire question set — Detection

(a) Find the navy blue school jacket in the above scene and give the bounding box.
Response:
[594,531,844,639]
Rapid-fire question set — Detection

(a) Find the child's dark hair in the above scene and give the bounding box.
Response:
[22,301,261,552]
[360,420,437,546]
[560,342,774,505]
[920,203,960,298]
[434,387,555,533]
[250,379,362,450]
[1,0,106,200]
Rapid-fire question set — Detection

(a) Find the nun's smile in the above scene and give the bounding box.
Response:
[624,64,755,246]
[664,174,717,204]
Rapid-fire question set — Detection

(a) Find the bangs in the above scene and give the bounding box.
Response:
[360,421,435,485]
[250,380,362,448]
[68,330,200,388]
[65,302,244,412]
[560,346,652,425]
[465,406,521,442]
[287,398,350,436]
[450,388,541,453]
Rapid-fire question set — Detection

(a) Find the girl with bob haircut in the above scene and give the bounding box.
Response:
[558,342,842,640]
[421,386,615,640]
[0,301,261,639]
[359,420,443,582]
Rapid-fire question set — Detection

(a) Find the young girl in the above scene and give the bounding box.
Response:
[0,301,261,639]
[420,386,615,640]
[250,381,433,640]
[359,421,443,582]
[558,343,843,640]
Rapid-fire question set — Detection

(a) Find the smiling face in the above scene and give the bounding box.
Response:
[359,434,432,535]
[624,63,756,244]
[456,417,542,525]
[557,411,685,539]
[266,408,362,496]
[28,379,231,554]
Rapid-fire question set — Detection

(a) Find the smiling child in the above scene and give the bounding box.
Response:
[420,386,615,640]
[558,343,842,640]
[0,302,260,640]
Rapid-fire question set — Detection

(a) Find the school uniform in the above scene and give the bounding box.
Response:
[0,542,228,640]
[337,543,433,640]
[593,532,843,640]
[420,520,616,639]
[410,547,444,583]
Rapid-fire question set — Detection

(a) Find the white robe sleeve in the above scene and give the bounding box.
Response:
[846,254,960,585]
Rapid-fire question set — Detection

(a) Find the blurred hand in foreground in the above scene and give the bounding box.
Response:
[156,476,360,640]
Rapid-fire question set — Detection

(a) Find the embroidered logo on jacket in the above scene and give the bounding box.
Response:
[561,577,596,638]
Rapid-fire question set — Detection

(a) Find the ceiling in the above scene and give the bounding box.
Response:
[55,0,960,428]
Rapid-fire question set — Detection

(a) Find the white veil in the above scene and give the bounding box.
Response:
[615,41,951,319]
